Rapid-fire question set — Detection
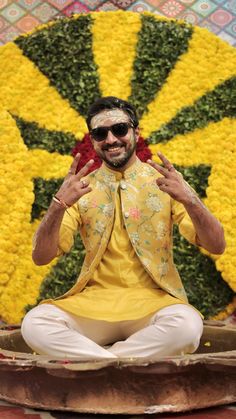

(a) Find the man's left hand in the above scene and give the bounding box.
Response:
[148,152,195,205]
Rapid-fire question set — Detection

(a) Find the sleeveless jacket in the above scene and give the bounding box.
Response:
[57,159,197,302]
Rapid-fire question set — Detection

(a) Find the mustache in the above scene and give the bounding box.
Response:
[102,143,123,151]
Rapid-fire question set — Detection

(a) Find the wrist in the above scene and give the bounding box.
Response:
[51,199,66,212]
[181,192,200,207]
[183,195,204,212]
[51,197,71,215]
[53,195,71,209]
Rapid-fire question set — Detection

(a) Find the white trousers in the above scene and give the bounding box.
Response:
[21,303,203,359]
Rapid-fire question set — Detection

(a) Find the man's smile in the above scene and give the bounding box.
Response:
[106,147,123,153]
[102,143,124,151]
[103,143,125,155]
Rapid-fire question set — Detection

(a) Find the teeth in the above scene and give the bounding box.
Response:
[108,147,121,152]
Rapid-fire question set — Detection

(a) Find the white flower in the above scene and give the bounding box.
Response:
[102,203,113,217]
[95,220,105,235]
[130,232,140,245]
[146,196,163,212]
[156,221,167,240]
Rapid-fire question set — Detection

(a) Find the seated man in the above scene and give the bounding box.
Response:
[21,96,225,359]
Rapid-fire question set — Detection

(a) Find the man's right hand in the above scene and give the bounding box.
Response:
[32,154,94,265]
[55,153,94,207]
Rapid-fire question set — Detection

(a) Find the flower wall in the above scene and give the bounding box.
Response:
[0,11,235,323]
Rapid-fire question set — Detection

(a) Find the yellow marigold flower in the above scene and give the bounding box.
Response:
[141,29,236,137]
[0,43,87,140]
[92,11,141,99]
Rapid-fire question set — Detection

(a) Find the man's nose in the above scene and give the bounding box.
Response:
[105,130,117,144]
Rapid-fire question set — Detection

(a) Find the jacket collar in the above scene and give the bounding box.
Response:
[96,158,144,185]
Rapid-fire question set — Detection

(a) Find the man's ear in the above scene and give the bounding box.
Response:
[135,126,140,141]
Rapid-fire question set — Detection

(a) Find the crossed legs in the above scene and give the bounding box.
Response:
[21,303,203,359]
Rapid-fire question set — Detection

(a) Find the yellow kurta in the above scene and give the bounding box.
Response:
[51,171,188,321]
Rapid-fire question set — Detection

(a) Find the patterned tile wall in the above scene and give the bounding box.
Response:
[0,0,235,46]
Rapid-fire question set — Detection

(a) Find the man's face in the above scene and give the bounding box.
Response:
[90,109,139,170]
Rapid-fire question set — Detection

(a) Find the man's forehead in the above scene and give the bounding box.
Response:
[90,109,129,129]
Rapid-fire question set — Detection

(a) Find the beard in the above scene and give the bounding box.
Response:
[95,135,137,169]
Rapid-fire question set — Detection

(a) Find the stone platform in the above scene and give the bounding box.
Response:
[0,321,235,415]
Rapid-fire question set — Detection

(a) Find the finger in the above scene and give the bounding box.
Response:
[158,183,170,193]
[80,179,90,189]
[156,177,170,186]
[68,153,81,175]
[157,152,175,172]
[79,186,92,197]
[147,160,170,177]
[76,159,94,180]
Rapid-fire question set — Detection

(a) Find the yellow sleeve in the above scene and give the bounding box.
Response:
[171,197,197,245]
[57,203,81,255]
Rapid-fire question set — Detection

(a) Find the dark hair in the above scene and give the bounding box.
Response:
[86,96,139,130]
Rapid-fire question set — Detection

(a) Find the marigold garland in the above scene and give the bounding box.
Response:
[0,11,235,323]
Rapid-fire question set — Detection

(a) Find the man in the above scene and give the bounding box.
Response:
[21,96,225,359]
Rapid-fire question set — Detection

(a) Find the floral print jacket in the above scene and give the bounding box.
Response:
[57,158,197,302]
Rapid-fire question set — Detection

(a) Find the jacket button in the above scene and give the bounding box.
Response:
[124,211,129,218]
[120,181,127,190]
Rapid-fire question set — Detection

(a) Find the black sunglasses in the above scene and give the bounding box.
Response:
[90,122,134,142]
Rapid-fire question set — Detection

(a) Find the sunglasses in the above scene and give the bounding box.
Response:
[90,122,134,142]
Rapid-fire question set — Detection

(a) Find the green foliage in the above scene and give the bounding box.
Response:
[15,15,101,116]
[174,164,211,198]
[149,76,236,144]
[14,115,77,155]
[173,225,234,318]
[129,15,193,118]
[31,178,64,221]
